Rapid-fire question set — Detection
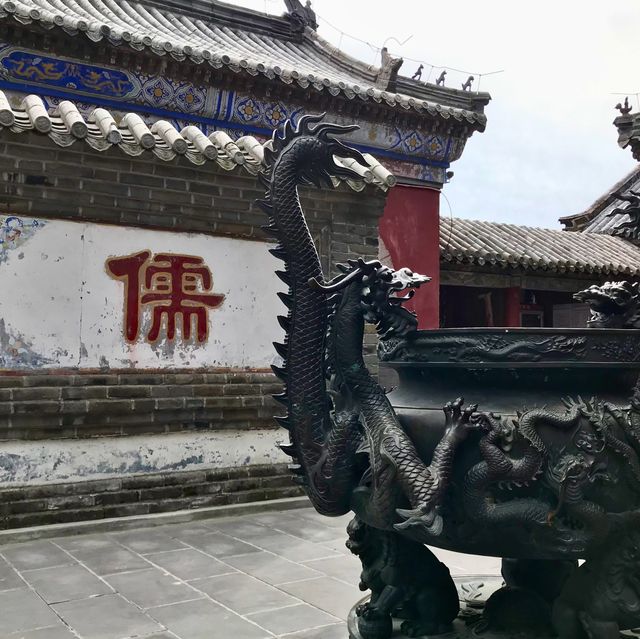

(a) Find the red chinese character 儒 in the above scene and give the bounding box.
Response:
[106,251,225,343]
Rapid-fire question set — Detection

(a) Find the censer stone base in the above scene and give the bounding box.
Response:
[347,576,640,639]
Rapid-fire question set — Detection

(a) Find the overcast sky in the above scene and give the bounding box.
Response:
[231,0,639,229]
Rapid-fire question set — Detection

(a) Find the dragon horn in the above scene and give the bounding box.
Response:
[313,122,360,139]
[296,113,327,135]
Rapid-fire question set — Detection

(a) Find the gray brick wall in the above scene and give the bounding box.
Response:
[0,371,282,441]
[0,464,303,530]
[0,132,383,526]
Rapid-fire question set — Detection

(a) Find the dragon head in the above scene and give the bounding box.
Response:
[264,114,370,187]
[310,258,430,338]
[361,264,430,338]
[574,281,640,328]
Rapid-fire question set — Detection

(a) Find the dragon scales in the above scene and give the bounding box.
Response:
[259,116,640,639]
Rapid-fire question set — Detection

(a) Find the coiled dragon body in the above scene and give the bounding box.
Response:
[259,115,447,528]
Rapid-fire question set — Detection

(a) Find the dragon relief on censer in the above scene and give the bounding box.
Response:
[257,114,640,639]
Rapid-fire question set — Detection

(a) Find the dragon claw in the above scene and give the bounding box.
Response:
[394,505,444,536]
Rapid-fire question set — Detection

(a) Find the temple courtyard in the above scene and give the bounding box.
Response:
[0,503,500,639]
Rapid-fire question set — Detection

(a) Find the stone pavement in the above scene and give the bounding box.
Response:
[0,505,501,639]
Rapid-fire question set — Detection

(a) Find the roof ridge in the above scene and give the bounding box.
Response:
[446,216,564,234]
[305,28,379,84]
[131,0,300,39]
[559,164,640,229]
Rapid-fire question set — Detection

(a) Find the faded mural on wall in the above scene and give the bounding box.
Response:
[0,215,285,370]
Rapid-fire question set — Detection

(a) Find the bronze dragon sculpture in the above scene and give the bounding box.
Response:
[259,116,640,639]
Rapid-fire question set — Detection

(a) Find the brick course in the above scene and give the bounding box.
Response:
[0,464,303,529]
[0,370,283,441]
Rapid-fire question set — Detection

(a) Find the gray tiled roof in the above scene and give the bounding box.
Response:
[0,0,487,127]
[441,216,640,276]
[559,166,640,234]
[0,91,394,190]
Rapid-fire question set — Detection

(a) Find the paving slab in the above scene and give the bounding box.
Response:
[149,598,270,639]
[105,567,203,609]
[302,555,362,585]
[192,572,300,615]
[157,523,218,542]
[11,625,80,639]
[254,535,342,563]
[214,521,342,562]
[52,593,163,639]
[278,576,364,621]
[279,622,348,639]
[110,528,187,554]
[223,550,323,586]
[247,603,340,636]
[0,555,24,592]
[65,541,150,575]
[0,587,61,635]
[1,540,74,571]
[295,512,353,529]
[145,547,237,581]
[266,517,344,544]
[185,531,263,558]
[53,535,116,552]
[23,563,113,603]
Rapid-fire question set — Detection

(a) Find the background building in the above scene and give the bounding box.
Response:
[0,0,488,527]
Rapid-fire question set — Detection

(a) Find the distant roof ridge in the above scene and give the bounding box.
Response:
[559,165,640,231]
[117,0,301,39]
[306,28,380,83]
[445,215,563,233]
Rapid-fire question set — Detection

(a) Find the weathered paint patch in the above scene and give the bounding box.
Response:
[0,215,45,264]
[0,218,285,370]
[0,429,288,485]
[0,318,52,368]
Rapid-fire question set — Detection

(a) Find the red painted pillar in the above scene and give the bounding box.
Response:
[379,185,440,329]
[504,287,522,327]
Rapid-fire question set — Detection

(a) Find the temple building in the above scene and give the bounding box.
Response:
[425,111,640,330]
[435,215,640,328]
[0,0,489,527]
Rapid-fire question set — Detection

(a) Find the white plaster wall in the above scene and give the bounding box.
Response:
[0,429,289,484]
[0,215,286,370]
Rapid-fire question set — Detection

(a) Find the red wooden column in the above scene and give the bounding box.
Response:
[504,287,522,327]
[379,185,440,329]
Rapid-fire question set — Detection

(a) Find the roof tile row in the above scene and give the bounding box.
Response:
[441,216,640,276]
[0,91,395,190]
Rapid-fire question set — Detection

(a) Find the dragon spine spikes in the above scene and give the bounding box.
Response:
[269,246,287,260]
[277,315,291,332]
[277,292,293,308]
[273,392,288,406]
[273,415,290,431]
[261,222,279,238]
[278,443,297,457]
[273,341,288,359]
[275,271,291,286]
[271,365,288,382]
